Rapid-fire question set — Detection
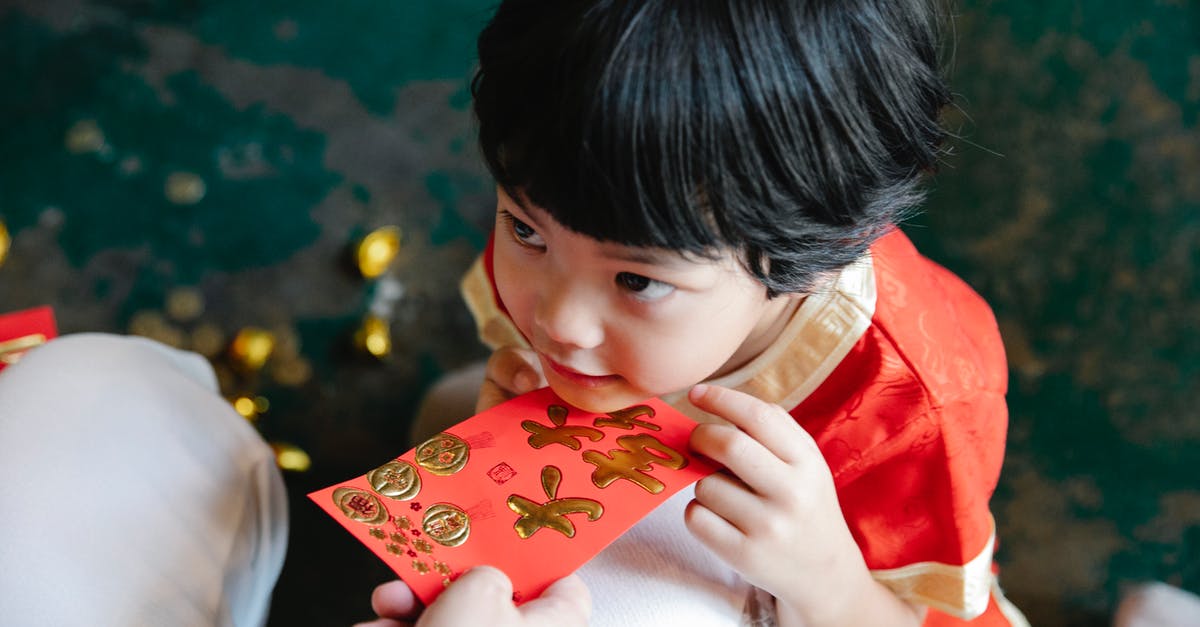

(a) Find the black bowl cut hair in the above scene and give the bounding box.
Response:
[472,0,952,295]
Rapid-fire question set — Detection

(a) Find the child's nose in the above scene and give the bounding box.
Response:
[534,285,603,350]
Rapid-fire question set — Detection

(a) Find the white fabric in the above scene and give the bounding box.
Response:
[0,333,289,627]
[578,487,754,627]
[1114,582,1200,627]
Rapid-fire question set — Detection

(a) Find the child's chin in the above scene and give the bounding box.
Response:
[548,383,649,414]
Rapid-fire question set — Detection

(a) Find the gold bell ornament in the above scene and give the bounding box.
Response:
[355,226,402,279]
[0,219,10,268]
[354,314,392,359]
[229,327,276,372]
[271,442,312,472]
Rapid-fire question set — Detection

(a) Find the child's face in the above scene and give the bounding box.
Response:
[493,189,800,413]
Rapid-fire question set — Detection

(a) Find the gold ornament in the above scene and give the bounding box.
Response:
[354,314,392,358]
[232,395,269,421]
[229,327,275,372]
[274,442,313,473]
[233,396,258,420]
[355,226,401,278]
[271,356,312,386]
[0,220,9,268]
[165,287,205,322]
[127,310,185,348]
[190,323,226,358]
[65,119,105,154]
[164,171,207,205]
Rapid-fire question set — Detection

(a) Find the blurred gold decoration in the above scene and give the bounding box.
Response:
[271,356,313,386]
[190,323,226,358]
[355,226,402,279]
[0,220,9,268]
[233,395,258,420]
[165,171,207,205]
[232,395,271,421]
[354,314,392,358]
[65,119,105,154]
[165,287,205,322]
[270,326,301,359]
[127,310,186,348]
[271,442,312,472]
[229,327,276,372]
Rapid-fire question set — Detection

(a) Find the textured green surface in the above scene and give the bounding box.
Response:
[0,1,1197,625]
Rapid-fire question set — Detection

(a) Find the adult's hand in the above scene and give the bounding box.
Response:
[355,566,591,627]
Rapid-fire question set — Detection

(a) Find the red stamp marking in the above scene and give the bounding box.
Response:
[487,462,517,484]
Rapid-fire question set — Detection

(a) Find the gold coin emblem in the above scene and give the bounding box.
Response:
[422,503,471,547]
[415,432,470,476]
[368,460,422,501]
[332,487,390,526]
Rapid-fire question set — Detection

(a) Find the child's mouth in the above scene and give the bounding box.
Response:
[541,355,621,389]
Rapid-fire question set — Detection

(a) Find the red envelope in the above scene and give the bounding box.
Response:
[310,387,718,605]
[0,306,57,372]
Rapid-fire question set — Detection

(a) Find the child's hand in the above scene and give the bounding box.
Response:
[685,384,921,626]
[357,567,591,627]
[476,346,546,413]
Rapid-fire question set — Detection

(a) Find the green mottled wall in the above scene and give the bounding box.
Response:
[0,1,1196,625]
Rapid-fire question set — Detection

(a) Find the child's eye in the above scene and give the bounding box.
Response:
[616,272,675,301]
[501,211,545,248]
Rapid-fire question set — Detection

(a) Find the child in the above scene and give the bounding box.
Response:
[454,0,1029,625]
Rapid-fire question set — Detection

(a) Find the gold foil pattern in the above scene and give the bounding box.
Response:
[595,405,661,431]
[367,460,422,501]
[415,432,470,476]
[507,466,604,539]
[422,503,471,547]
[332,487,390,525]
[582,434,688,494]
[523,404,603,450]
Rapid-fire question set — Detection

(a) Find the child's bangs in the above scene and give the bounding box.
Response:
[473,1,729,256]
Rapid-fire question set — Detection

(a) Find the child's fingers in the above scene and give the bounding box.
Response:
[684,498,747,567]
[485,347,544,395]
[690,422,793,498]
[688,384,817,463]
[692,470,763,533]
[475,378,513,413]
[476,347,545,413]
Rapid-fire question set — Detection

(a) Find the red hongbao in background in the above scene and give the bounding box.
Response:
[0,306,57,372]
